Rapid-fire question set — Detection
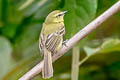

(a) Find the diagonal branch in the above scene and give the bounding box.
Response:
[19,1,120,80]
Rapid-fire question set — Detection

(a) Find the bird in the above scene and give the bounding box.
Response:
[39,10,67,79]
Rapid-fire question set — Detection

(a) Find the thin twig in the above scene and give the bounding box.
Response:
[19,1,120,80]
[79,56,89,66]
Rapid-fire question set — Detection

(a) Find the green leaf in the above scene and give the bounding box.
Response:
[13,24,42,60]
[23,0,47,16]
[0,36,14,79]
[34,0,60,19]
[84,46,99,56]
[0,0,2,21]
[7,0,23,24]
[99,38,120,53]
[1,24,17,39]
[22,0,61,18]
[64,0,98,38]
[84,38,120,56]
[19,0,35,10]
[0,0,3,27]
[2,55,41,80]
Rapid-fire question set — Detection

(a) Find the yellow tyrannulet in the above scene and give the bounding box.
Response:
[39,10,67,79]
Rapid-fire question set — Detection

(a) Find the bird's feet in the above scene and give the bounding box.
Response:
[62,39,68,47]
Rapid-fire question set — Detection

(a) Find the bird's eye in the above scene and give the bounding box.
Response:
[57,14,62,17]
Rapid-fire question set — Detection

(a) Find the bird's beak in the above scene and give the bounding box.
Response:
[60,11,67,15]
[62,11,68,14]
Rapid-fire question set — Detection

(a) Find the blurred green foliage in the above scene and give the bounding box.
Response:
[0,0,120,80]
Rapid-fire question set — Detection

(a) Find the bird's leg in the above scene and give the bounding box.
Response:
[62,39,68,47]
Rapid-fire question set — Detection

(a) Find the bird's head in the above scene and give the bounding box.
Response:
[45,10,67,24]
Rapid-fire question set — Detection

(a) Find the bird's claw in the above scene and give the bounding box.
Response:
[62,39,68,47]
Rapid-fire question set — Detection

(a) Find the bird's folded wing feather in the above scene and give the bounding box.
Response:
[39,33,44,56]
[45,33,62,53]
[39,26,65,56]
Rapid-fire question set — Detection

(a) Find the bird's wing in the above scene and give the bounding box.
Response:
[39,26,65,55]
[57,26,65,36]
[39,33,45,56]
[45,33,62,53]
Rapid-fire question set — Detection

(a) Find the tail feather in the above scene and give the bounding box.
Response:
[42,50,53,79]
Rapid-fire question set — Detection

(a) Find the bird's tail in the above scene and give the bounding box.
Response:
[42,49,53,79]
